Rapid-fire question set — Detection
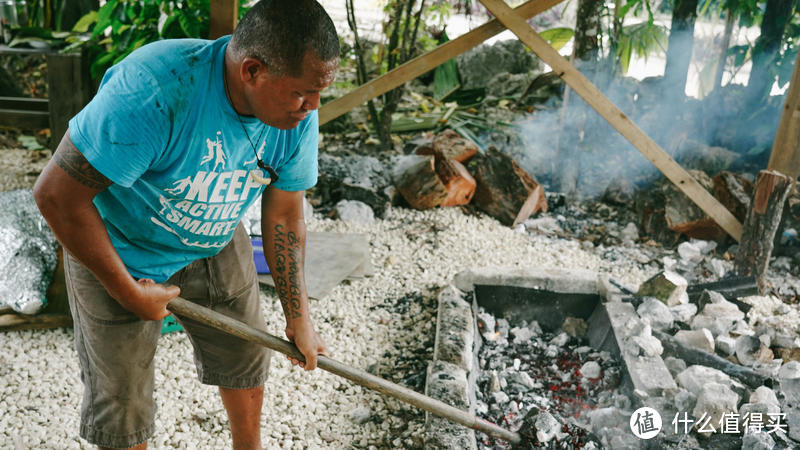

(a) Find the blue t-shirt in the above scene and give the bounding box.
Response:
[69,36,319,282]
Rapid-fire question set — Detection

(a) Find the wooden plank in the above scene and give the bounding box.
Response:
[767,50,800,179]
[0,109,50,129]
[0,313,72,332]
[478,0,743,241]
[0,96,48,111]
[46,51,90,149]
[318,0,563,125]
[209,0,238,39]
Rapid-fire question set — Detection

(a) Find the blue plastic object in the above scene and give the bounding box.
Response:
[251,237,270,274]
[161,314,184,334]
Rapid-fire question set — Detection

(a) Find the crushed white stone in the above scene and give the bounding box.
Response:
[1,207,655,448]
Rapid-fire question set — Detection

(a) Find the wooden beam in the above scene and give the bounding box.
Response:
[478,0,743,241]
[318,0,563,125]
[0,96,48,111]
[209,0,238,39]
[0,109,50,129]
[46,51,90,149]
[767,50,800,180]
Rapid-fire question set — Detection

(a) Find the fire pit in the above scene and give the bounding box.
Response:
[422,266,676,449]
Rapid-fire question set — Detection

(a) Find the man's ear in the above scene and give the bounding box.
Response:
[240,57,265,82]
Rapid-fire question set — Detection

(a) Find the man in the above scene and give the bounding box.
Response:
[33,1,338,448]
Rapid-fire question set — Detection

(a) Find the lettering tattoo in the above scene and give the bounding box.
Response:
[272,224,303,320]
[53,141,112,190]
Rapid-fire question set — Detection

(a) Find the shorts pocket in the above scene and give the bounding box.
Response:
[64,252,140,325]
[208,224,257,303]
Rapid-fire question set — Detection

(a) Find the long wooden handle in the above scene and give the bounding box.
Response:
[166,297,521,444]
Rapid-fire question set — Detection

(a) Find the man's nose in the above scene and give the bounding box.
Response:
[302,92,321,111]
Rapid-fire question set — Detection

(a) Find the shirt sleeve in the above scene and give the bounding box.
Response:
[272,111,319,192]
[68,62,169,188]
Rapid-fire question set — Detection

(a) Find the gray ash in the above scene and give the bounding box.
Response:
[474,314,622,449]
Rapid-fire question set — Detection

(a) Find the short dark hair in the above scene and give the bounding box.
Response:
[230,0,339,77]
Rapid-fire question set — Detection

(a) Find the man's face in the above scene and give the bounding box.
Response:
[243,51,338,130]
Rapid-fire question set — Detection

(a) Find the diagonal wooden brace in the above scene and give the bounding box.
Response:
[478,0,743,241]
[319,0,564,125]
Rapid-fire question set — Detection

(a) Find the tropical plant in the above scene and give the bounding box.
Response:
[346,0,432,149]
[68,0,210,79]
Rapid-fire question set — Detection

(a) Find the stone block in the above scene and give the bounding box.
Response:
[588,302,677,395]
[454,266,598,295]
[637,298,674,330]
[676,365,744,398]
[424,360,476,450]
[433,286,474,372]
[715,335,736,356]
[674,329,715,353]
[692,383,739,436]
[636,271,688,306]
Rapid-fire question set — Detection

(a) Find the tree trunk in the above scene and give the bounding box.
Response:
[663,0,699,92]
[746,0,795,103]
[573,0,604,63]
[735,170,793,293]
[712,9,735,92]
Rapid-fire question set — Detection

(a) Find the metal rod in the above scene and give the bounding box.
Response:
[167,296,521,444]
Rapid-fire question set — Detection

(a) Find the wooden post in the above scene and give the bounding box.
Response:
[46,51,90,150]
[735,170,793,293]
[478,0,743,241]
[209,0,238,39]
[319,0,563,125]
[767,50,800,180]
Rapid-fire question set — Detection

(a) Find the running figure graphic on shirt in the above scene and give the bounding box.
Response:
[201,131,226,171]
[244,140,266,166]
[165,176,192,196]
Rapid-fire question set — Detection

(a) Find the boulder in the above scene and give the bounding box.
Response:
[455,40,541,90]
[692,383,739,436]
[674,329,715,353]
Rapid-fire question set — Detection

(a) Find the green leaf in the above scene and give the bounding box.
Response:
[178,13,200,38]
[18,135,44,150]
[539,27,574,52]
[159,14,178,36]
[7,36,55,48]
[728,44,750,67]
[90,52,116,79]
[93,1,118,38]
[72,11,98,33]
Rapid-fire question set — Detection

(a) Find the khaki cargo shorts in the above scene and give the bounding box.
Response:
[64,225,272,448]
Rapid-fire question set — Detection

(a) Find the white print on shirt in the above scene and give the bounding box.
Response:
[201,131,226,172]
[244,140,266,166]
[165,176,192,196]
[150,168,262,248]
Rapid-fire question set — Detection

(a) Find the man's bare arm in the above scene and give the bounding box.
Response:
[261,187,327,370]
[34,130,179,320]
[52,140,113,190]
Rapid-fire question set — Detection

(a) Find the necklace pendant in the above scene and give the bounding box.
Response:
[250,170,273,186]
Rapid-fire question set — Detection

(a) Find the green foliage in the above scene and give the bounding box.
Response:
[615,21,667,73]
[539,27,574,52]
[69,0,210,79]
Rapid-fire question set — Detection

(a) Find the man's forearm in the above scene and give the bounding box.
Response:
[263,218,311,324]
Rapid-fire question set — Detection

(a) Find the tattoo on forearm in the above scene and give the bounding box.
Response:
[53,143,112,190]
[273,224,303,319]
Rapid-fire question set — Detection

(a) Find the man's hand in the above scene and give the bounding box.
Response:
[285,319,328,371]
[118,278,181,321]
